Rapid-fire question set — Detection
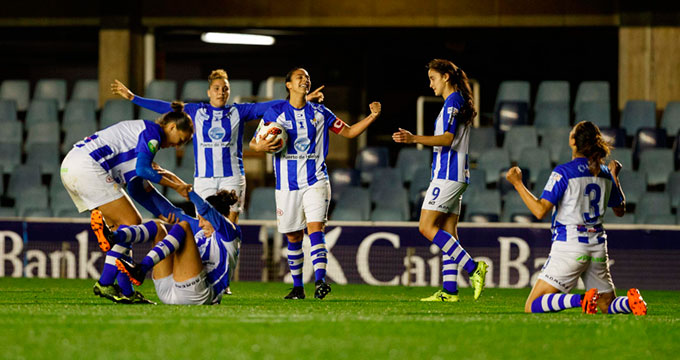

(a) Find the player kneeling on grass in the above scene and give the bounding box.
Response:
[506,121,647,315]
[92,189,241,305]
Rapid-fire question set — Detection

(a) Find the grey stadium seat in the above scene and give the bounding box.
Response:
[62,99,97,131]
[0,80,30,111]
[634,192,671,224]
[638,149,673,187]
[26,143,60,176]
[71,79,99,106]
[534,81,570,112]
[395,148,431,184]
[503,126,537,163]
[34,79,67,110]
[477,148,511,185]
[621,100,656,135]
[26,99,59,129]
[247,187,276,220]
[101,100,134,128]
[660,101,680,137]
[575,101,611,129]
[617,170,646,205]
[574,81,610,114]
[145,80,177,101]
[332,186,371,221]
[0,99,18,122]
[468,127,496,162]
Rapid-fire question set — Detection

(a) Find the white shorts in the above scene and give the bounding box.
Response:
[153,270,220,305]
[275,180,331,233]
[538,241,615,294]
[421,179,467,215]
[60,149,126,212]
[194,176,246,214]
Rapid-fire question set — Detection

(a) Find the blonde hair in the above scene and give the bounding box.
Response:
[208,69,228,84]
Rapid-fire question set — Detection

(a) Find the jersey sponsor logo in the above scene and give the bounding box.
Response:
[313,111,324,126]
[208,126,226,140]
[213,110,223,121]
[281,119,293,129]
[284,154,319,160]
[294,138,311,152]
[544,172,562,192]
[147,139,159,154]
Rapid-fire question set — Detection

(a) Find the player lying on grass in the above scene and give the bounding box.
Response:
[92,188,240,305]
[506,121,647,315]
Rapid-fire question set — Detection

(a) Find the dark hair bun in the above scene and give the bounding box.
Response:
[170,101,185,113]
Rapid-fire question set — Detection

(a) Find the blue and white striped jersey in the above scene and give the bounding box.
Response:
[183,191,242,298]
[259,101,346,191]
[74,120,162,184]
[431,92,470,184]
[541,157,624,245]
[132,97,281,178]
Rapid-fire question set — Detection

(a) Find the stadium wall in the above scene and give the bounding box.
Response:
[0,219,678,290]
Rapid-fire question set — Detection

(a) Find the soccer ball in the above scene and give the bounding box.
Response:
[256,121,288,153]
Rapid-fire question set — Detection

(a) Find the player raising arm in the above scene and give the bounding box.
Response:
[61,102,193,303]
[506,121,647,315]
[393,59,487,302]
[250,67,381,300]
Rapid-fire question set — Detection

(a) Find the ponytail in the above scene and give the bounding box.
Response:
[157,101,193,133]
[572,121,611,176]
[427,59,476,126]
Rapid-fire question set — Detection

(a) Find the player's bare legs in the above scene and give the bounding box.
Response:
[525,279,562,313]
[171,222,204,282]
[418,209,445,241]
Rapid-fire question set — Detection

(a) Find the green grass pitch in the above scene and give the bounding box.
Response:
[1,278,678,359]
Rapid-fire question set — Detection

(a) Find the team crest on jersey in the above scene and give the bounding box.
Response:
[313,111,324,126]
[294,138,311,152]
[545,172,562,191]
[147,139,159,154]
[208,126,226,140]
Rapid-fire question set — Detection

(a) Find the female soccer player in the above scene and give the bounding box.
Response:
[61,102,193,302]
[506,121,647,315]
[111,70,323,223]
[250,67,381,300]
[392,59,488,302]
[110,189,240,305]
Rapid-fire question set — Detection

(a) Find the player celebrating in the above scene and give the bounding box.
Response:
[111,70,323,223]
[506,121,647,315]
[61,102,193,303]
[250,67,381,300]
[392,59,488,302]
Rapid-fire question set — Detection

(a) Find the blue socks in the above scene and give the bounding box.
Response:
[432,230,477,274]
[608,296,632,314]
[530,293,582,313]
[287,241,304,287]
[116,253,135,297]
[140,223,186,273]
[442,255,458,294]
[114,221,158,245]
[99,244,132,286]
[309,232,328,283]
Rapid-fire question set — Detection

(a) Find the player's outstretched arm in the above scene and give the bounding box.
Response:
[506,166,554,219]
[339,102,381,139]
[392,128,454,147]
[112,79,173,114]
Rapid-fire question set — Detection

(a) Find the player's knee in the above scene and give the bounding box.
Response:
[286,231,303,243]
[178,221,192,234]
[418,224,435,240]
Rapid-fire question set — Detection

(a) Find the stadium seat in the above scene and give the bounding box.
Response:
[395,148,431,184]
[495,81,530,108]
[498,167,530,200]
[164,163,195,204]
[408,164,431,206]
[369,167,404,203]
[518,147,551,185]
[62,121,97,154]
[464,189,501,222]
[154,148,178,173]
[533,168,553,196]
[635,192,671,224]
[371,187,409,221]
[660,101,680,138]
[229,80,254,101]
[0,99,18,122]
[101,99,134,128]
[638,149,673,187]
[667,172,680,210]
[607,148,633,172]
[26,143,60,176]
[468,127,497,162]
[0,80,30,112]
[621,100,656,135]
[329,168,360,202]
[617,170,646,205]
[503,126,537,163]
[534,106,570,137]
[575,101,611,128]
[25,99,59,129]
[139,107,163,121]
[62,99,97,130]
[501,192,536,223]
[574,81,610,114]
[7,164,42,196]
[16,186,50,217]
[675,132,680,169]
[477,148,511,185]
[0,207,16,217]
[355,146,389,183]
[181,80,209,102]
[0,143,21,174]
[257,77,286,100]
[145,80,177,101]
[535,81,570,111]
[179,142,194,168]
[25,122,60,148]
[34,79,67,110]
[246,187,276,220]
[0,120,23,145]
[638,213,676,225]
[599,127,626,148]
[332,186,371,221]
[539,127,571,164]
[495,101,529,133]
[632,128,667,165]
[71,79,99,106]
[603,209,633,224]
[54,207,84,218]
[23,208,53,218]
[468,168,486,193]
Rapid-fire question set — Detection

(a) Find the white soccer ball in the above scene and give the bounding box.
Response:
[256,121,288,153]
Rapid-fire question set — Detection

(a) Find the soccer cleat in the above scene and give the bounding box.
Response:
[314,280,332,299]
[284,286,306,300]
[126,291,157,305]
[469,261,488,300]
[420,290,460,302]
[115,258,146,286]
[627,288,647,316]
[224,286,232,295]
[582,288,600,314]
[91,209,115,252]
[93,282,128,303]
